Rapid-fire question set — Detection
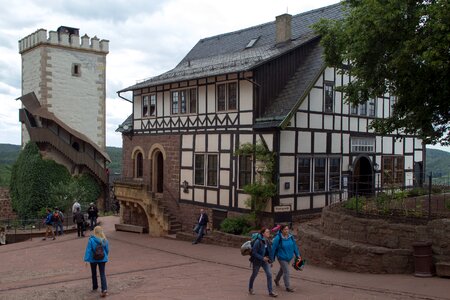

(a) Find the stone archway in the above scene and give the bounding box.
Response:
[148,144,167,194]
[352,156,374,196]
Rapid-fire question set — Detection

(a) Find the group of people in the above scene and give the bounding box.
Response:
[249,224,301,298]
[41,201,109,297]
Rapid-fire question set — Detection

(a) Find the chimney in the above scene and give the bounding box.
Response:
[276,13,292,44]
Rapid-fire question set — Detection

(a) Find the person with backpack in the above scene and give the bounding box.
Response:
[248,227,278,297]
[84,226,109,297]
[53,207,64,236]
[87,203,99,231]
[42,208,55,241]
[271,224,301,293]
[73,207,85,237]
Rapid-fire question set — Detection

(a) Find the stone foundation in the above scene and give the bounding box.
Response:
[0,188,17,220]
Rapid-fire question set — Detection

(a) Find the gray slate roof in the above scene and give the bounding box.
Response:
[119,3,343,92]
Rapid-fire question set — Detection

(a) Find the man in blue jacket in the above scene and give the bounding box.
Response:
[42,208,55,241]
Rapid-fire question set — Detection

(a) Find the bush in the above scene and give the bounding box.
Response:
[220,215,253,235]
[407,187,427,197]
[10,142,71,219]
[343,196,366,211]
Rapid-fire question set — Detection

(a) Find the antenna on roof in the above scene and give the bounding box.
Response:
[286,6,289,14]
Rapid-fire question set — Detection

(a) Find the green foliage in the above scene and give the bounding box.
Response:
[407,188,427,197]
[314,0,450,145]
[220,215,254,235]
[343,196,366,211]
[445,199,450,211]
[10,142,71,219]
[106,146,122,175]
[235,142,276,224]
[0,164,12,187]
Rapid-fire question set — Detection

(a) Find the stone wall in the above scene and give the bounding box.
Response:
[0,188,16,220]
[298,205,450,274]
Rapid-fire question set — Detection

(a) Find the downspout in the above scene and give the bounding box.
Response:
[243,76,262,120]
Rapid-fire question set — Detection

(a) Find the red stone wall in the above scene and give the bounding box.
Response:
[0,188,17,220]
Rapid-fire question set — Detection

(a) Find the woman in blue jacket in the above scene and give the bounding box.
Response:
[84,226,109,297]
[271,224,300,293]
[248,227,278,297]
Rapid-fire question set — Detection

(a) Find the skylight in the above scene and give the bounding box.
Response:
[245,37,259,49]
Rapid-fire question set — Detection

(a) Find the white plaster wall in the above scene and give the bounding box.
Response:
[359,119,367,132]
[297,196,310,210]
[240,80,252,110]
[376,136,382,153]
[163,91,170,115]
[280,198,294,209]
[296,112,308,128]
[349,117,358,132]
[383,137,393,154]
[207,84,215,113]
[181,169,193,187]
[134,96,142,119]
[335,92,342,114]
[313,195,326,208]
[334,116,341,130]
[47,48,106,148]
[298,131,311,153]
[240,112,253,125]
[414,150,423,162]
[239,134,252,145]
[208,134,218,152]
[22,49,41,97]
[342,116,349,131]
[181,151,192,167]
[182,134,193,149]
[314,132,326,153]
[309,88,322,112]
[260,134,273,152]
[157,92,163,117]
[324,115,333,130]
[332,133,341,153]
[280,131,295,153]
[280,156,295,173]
[220,153,230,169]
[324,67,334,81]
[279,176,294,195]
[220,170,229,186]
[237,193,250,209]
[221,134,231,150]
[194,188,204,203]
[220,189,229,206]
[206,190,217,205]
[195,134,205,152]
[198,86,206,114]
[299,99,308,110]
[405,138,414,153]
[342,134,350,154]
[394,139,403,154]
[310,114,322,129]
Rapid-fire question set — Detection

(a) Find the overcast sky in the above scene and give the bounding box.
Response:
[1,0,448,152]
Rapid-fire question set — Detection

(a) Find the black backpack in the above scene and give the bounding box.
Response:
[93,242,105,260]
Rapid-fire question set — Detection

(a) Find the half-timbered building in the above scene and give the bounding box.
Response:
[114,3,425,235]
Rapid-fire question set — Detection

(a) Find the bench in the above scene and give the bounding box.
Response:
[115,223,145,234]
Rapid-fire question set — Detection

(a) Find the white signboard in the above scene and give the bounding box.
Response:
[274,205,291,213]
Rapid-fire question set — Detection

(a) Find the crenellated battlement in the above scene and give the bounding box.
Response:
[18,28,109,54]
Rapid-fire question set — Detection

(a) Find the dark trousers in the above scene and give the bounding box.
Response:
[76,222,84,237]
[90,262,107,292]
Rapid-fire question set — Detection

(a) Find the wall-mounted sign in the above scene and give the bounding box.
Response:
[274,205,291,213]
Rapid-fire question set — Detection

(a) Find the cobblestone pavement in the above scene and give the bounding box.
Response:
[0,216,448,300]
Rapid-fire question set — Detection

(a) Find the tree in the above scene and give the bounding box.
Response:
[235,142,276,226]
[314,0,450,145]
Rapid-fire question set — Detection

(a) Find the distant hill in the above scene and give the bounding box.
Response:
[106,146,122,175]
[426,148,450,178]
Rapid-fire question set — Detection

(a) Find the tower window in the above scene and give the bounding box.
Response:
[72,63,81,77]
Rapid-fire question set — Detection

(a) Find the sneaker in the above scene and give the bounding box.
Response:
[248,289,255,295]
[52,237,56,240]
[274,279,280,287]
[286,287,295,292]
[42,238,46,241]
[100,291,108,297]
[269,292,278,297]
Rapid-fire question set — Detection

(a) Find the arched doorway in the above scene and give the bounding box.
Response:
[152,151,164,193]
[352,156,373,196]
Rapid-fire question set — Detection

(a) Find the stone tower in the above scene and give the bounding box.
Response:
[18,26,109,150]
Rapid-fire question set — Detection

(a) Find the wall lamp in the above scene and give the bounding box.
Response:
[182,180,189,193]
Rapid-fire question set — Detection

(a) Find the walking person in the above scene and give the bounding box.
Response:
[192,208,208,244]
[53,207,64,236]
[84,226,109,297]
[87,203,99,230]
[72,200,81,214]
[271,224,301,293]
[73,207,85,237]
[42,208,55,241]
[248,227,278,297]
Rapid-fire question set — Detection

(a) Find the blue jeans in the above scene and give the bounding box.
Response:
[249,261,273,293]
[193,224,205,243]
[89,217,97,230]
[90,262,107,292]
[54,221,64,235]
[275,259,291,288]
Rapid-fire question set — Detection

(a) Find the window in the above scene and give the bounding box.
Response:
[359,102,367,115]
[382,156,404,186]
[172,88,197,115]
[314,158,326,191]
[368,98,376,117]
[329,158,341,190]
[142,94,156,117]
[245,37,259,49]
[351,104,358,115]
[351,137,375,152]
[324,82,334,112]
[297,157,342,193]
[390,95,396,116]
[135,152,143,178]
[194,154,218,187]
[297,158,311,192]
[72,63,81,77]
[217,82,237,111]
[239,155,252,188]
[194,155,205,185]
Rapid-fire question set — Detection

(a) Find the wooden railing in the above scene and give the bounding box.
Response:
[20,109,107,183]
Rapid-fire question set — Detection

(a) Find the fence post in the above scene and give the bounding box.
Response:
[428,173,432,220]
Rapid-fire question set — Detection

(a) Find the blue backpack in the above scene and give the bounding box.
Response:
[240,232,260,256]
